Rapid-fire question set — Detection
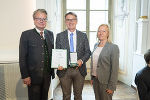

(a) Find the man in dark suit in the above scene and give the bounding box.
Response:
[56,12,91,100]
[19,9,54,100]
[135,49,150,100]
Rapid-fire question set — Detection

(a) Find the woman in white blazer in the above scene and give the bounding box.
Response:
[91,24,119,100]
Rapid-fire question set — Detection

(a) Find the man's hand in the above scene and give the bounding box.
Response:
[106,89,114,94]
[58,66,64,70]
[77,59,83,67]
[90,80,93,85]
[23,77,31,86]
[76,59,83,69]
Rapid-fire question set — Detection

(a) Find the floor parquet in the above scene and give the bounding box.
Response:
[53,81,138,100]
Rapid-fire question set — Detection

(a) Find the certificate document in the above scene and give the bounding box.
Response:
[51,49,67,68]
[70,52,78,66]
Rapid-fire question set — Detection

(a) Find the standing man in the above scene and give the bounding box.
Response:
[135,49,150,100]
[19,9,54,100]
[56,12,91,100]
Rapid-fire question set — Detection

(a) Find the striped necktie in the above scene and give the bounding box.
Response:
[40,32,44,39]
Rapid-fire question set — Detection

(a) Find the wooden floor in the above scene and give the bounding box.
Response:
[53,81,138,100]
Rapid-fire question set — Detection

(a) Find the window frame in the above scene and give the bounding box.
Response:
[63,0,112,48]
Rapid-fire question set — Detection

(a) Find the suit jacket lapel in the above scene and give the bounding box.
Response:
[44,30,48,40]
[64,30,70,51]
[44,30,53,46]
[33,28,40,36]
[76,30,81,52]
[99,42,109,58]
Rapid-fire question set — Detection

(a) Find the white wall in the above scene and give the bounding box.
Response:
[0,0,36,62]
[131,53,145,87]
[113,0,149,86]
[147,1,150,50]
[131,0,150,87]
[118,0,136,85]
[113,0,137,85]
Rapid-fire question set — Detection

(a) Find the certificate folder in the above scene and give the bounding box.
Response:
[51,49,67,68]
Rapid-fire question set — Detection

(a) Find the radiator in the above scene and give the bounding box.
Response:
[0,62,28,100]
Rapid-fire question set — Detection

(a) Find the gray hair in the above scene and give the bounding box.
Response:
[33,9,47,19]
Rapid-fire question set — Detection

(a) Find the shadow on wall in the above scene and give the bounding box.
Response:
[16,79,28,100]
[0,63,28,100]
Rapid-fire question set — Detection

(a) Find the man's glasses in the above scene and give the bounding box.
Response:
[34,18,48,22]
[65,19,77,22]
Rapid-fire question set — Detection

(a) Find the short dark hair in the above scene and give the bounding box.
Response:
[65,12,77,19]
[33,9,47,19]
[144,49,150,64]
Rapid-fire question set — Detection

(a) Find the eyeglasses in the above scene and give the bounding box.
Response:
[98,30,108,33]
[65,19,77,22]
[34,18,48,22]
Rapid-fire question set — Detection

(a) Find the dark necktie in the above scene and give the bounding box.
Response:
[70,33,74,52]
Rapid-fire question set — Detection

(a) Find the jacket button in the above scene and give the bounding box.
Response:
[40,68,43,71]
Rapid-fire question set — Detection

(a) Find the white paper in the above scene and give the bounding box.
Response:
[51,49,67,68]
[70,52,77,64]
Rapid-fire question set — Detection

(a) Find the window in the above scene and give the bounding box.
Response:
[64,0,109,50]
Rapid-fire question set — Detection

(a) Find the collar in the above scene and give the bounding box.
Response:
[67,30,76,35]
[35,27,45,34]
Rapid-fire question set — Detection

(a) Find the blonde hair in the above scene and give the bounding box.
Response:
[97,24,111,43]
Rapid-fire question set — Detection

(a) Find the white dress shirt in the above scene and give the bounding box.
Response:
[92,47,103,76]
[68,30,77,52]
[35,28,45,39]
